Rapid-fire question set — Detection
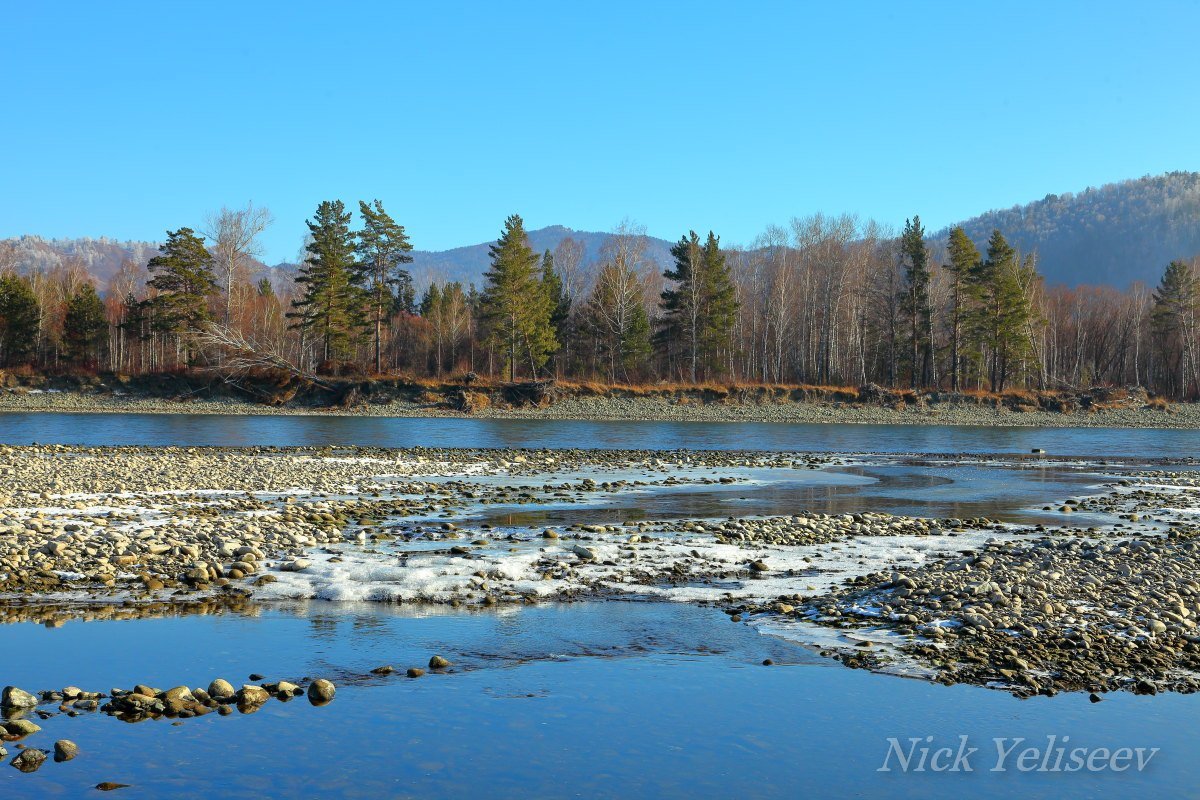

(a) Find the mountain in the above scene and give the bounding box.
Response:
[408,225,674,288]
[945,171,1200,288]
[1,235,162,286]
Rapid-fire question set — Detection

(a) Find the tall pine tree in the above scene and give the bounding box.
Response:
[146,227,217,361]
[900,216,932,388]
[289,200,363,365]
[354,199,413,374]
[480,215,557,381]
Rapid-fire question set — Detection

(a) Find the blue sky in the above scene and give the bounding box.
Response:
[3,0,1198,263]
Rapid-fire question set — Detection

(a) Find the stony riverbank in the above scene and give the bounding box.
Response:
[0,379,1195,428]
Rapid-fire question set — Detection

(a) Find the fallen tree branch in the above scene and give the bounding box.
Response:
[190,323,335,392]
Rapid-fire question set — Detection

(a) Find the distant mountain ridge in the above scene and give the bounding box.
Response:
[5,172,1200,291]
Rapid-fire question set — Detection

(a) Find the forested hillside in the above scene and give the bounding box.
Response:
[949,171,1200,287]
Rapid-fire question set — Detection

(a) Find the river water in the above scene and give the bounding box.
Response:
[0,411,1196,456]
[0,413,1194,799]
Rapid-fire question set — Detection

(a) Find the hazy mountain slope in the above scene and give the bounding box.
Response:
[945,171,1200,288]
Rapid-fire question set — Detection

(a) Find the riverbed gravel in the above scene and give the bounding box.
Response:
[5,437,1200,753]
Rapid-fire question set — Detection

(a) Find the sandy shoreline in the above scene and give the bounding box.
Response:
[1,390,1198,428]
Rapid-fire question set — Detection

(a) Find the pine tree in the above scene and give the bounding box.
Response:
[659,230,738,381]
[63,284,108,367]
[146,227,217,357]
[354,199,413,373]
[1151,259,1198,397]
[480,215,557,381]
[289,200,363,365]
[900,216,932,388]
[0,274,41,367]
[944,226,979,391]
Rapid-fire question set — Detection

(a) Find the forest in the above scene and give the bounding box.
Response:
[1,198,1199,399]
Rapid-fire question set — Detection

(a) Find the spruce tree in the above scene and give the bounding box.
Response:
[900,216,932,388]
[661,231,701,380]
[354,199,413,373]
[146,227,217,353]
[967,230,1037,391]
[480,215,556,380]
[63,284,109,367]
[944,226,979,391]
[660,230,737,381]
[1151,259,1198,396]
[0,274,41,367]
[289,200,363,365]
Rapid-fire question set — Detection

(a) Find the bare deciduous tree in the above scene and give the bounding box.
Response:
[203,203,274,325]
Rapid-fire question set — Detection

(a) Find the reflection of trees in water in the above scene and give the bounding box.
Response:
[0,596,259,627]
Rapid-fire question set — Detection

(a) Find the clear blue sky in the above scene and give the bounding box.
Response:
[3,0,1198,263]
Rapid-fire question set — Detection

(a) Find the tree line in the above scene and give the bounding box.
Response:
[1,201,1200,398]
